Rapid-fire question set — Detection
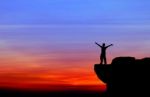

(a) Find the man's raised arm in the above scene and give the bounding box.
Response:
[95,42,102,47]
[106,44,113,48]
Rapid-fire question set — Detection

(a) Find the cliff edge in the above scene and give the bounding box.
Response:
[94,57,150,96]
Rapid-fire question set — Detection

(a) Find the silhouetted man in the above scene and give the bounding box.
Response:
[95,42,113,64]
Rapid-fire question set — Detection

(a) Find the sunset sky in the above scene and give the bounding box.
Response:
[0,0,150,91]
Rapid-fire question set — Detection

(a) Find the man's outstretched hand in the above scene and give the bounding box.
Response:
[95,42,99,45]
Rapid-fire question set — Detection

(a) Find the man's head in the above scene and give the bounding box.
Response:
[102,43,105,47]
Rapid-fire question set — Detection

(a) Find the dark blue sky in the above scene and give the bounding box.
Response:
[0,0,150,25]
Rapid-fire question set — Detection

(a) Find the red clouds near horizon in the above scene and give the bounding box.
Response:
[0,42,106,91]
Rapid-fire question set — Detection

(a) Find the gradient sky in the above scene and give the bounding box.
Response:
[0,0,150,91]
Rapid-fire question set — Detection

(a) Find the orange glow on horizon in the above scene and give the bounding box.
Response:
[0,44,107,91]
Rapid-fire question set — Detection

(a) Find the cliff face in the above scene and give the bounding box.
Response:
[94,57,150,96]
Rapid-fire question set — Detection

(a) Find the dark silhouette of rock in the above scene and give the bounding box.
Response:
[94,57,150,97]
[111,57,135,65]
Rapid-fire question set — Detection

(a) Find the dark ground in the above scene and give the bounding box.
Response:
[0,89,106,97]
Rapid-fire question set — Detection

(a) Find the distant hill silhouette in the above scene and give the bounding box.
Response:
[94,57,150,97]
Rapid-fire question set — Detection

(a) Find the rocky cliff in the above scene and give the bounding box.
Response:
[94,57,150,96]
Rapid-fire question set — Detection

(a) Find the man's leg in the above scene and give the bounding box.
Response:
[104,56,107,64]
[100,56,103,64]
